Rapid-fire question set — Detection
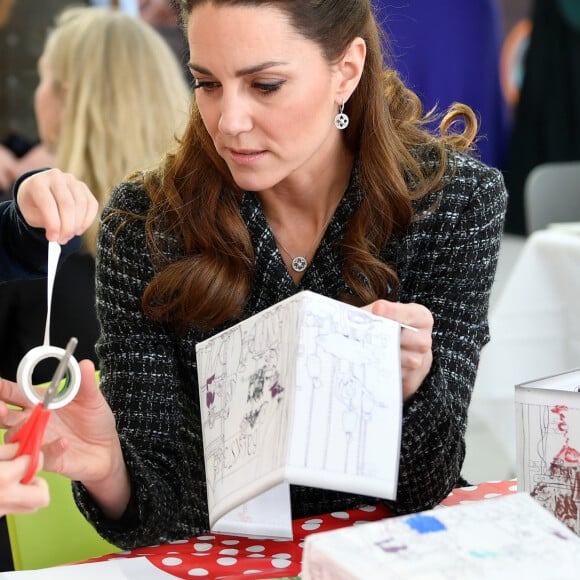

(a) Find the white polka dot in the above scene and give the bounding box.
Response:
[271,553,291,560]
[162,557,183,566]
[509,484,518,492]
[193,543,213,552]
[271,558,292,569]
[221,539,240,545]
[330,511,349,520]
[353,520,370,526]
[219,548,239,556]
[246,545,266,553]
[247,554,265,558]
[484,493,501,499]
[359,505,377,512]
[188,569,210,576]
[216,557,237,566]
[243,571,263,575]
[196,535,215,540]
[301,518,323,531]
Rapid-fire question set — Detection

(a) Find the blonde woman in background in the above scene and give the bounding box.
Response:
[0,6,190,384]
[38,5,191,255]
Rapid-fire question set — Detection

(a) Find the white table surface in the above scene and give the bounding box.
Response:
[0,557,177,579]
[464,228,580,482]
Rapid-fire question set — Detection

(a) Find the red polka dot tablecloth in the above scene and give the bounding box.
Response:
[84,480,518,579]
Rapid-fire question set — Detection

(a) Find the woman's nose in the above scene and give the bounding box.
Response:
[218,93,253,136]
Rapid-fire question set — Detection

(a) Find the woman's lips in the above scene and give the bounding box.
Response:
[227,148,267,165]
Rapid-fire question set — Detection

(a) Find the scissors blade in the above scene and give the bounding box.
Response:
[43,337,78,408]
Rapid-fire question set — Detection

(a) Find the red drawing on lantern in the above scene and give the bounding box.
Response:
[530,405,580,534]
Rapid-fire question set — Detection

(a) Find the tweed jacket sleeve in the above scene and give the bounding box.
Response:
[385,153,508,513]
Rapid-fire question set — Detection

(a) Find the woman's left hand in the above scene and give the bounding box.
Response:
[362,300,433,401]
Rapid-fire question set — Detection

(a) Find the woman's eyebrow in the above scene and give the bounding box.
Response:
[188,60,288,77]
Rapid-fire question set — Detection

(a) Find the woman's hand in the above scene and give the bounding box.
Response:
[0,360,130,518]
[0,444,50,516]
[362,300,433,401]
[17,168,98,245]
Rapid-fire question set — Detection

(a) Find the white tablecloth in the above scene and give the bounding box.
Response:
[463,229,580,482]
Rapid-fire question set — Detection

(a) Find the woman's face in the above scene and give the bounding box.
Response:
[187,3,347,193]
[34,53,64,152]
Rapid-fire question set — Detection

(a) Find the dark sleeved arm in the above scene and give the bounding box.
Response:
[0,170,81,282]
[386,156,508,513]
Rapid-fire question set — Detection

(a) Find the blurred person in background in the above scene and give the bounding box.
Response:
[503,0,580,235]
[0,0,74,198]
[0,6,190,383]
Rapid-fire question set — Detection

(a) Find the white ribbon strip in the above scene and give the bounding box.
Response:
[17,241,81,409]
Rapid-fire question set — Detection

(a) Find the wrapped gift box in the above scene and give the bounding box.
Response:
[301,493,580,579]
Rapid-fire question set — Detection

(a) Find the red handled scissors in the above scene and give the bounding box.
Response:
[10,337,78,484]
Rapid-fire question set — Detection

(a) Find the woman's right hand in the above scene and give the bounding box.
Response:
[0,360,131,518]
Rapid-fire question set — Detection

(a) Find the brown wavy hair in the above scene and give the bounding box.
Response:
[137,0,477,334]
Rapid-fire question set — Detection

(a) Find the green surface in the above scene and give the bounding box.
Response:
[6,470,120,570]
[3,371,118,570]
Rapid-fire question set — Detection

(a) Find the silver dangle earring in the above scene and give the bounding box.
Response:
[334,101,349,130]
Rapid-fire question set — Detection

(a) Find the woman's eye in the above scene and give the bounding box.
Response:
[192,79,284,94]
[254,81,284,94]
[193,80,220,93]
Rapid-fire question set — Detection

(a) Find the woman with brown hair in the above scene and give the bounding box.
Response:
[1,0,507,549]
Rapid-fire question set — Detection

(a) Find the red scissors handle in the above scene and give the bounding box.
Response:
[10,402,51,484]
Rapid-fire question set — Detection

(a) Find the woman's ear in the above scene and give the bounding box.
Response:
[335,36,366,102]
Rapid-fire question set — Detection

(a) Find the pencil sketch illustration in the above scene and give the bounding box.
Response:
[196,291,402,528]
[291,303,399,481]
[518,401,580,534]
[197,300,297,506]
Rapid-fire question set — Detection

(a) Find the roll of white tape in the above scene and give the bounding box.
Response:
[17,345,81,409]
